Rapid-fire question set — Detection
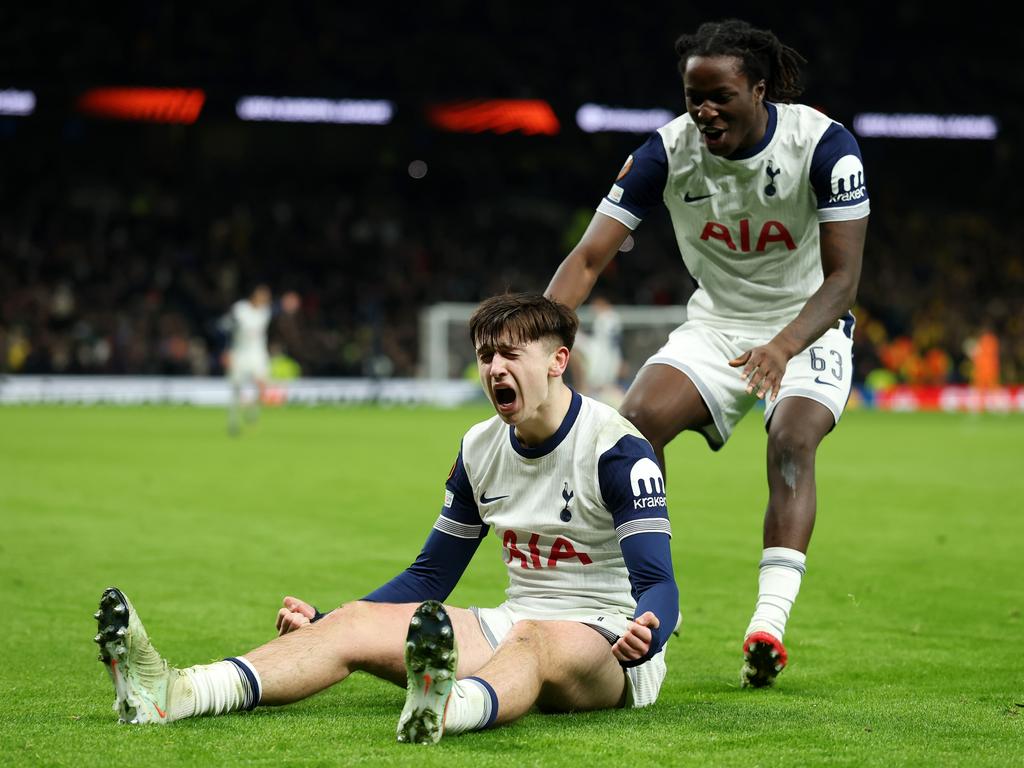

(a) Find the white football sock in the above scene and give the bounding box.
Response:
[442,677,498,735]
[228,384,242,431]
[745,547,806,641]
[169,657,261,720]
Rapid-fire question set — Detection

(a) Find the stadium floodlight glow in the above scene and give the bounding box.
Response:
[427,99,560,135]
[77,87,206,124]
[853,113,999,140]
[0,89,36,116]
[576,103,675,133]
[235,96,394,125]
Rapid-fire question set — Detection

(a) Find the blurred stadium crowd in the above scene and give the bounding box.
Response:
[1,4,1020,385]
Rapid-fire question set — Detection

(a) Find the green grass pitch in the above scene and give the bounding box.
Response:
[0,404,1021,767]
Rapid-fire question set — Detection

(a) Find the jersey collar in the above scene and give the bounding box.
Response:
[727,101,777,161]
[509,389,582,458]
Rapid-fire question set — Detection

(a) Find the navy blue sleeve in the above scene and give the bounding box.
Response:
[363,446,488,604]
[810,122,870,215]
[597,434,669,531]
[361,529,483,603]
[619,532,679,667]
[595,132,668,230]
[597,434,678,666]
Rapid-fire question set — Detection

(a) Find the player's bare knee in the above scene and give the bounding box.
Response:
[317,599,374,629]
[767,424,819,467]
[504,620,553,664]
[505,619,545,644]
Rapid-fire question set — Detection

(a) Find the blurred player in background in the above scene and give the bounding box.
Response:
[94,293,678,743]
[546,19,869,687]
[222,285,299,435]
[571,294,625,407]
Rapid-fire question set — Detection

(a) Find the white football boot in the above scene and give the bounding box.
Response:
[396,600,458,744]
[95,587,179,723]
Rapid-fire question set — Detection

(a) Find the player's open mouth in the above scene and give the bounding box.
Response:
[494,386,516,409]
[700,125,726,148]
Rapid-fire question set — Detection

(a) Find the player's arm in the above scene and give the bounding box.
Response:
[361,528,484,604]
[360,447,486,604]
[598,434,679,667]
[613,531,678,666]
[274,515,485,635]
[731,124,870,400]
[277,450,486,634]
[546,215,631,310]
[546,133,669,310]
[281,527,485,634]
[217,304,239,342]
[732,218,866,400]
[276,525,483,633]
[774,216,866,355]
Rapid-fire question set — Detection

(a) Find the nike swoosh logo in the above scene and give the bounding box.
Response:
[683,192,714,203]
[814,376,841,389]
[479,492,510,504]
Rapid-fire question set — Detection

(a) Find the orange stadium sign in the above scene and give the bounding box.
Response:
[427,99,560,135]
[77,87,206,124]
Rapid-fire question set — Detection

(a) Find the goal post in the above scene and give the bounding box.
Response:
[419,302,687,380]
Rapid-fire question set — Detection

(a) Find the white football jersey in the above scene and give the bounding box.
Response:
[597,102,870,335]
[230,300,271,356]
[436,391,671,620]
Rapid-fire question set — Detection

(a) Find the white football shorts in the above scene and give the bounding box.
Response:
[229,350,269,384]
[644,318,854,448]
[470,602,669,708]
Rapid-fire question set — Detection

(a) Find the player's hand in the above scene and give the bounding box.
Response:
[276,595,317,635]
[729,340,791,401]
[612,611,660,663]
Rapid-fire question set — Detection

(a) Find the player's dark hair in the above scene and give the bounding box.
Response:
[470,293,578,352]
[674,19,806,102]
[242,281,270,299]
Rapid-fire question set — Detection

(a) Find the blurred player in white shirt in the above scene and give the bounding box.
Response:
[572,294,625,407]
[224,285,298,435]
[547,19,869,688]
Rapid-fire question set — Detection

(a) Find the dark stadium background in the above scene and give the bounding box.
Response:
[2,3,1020,387]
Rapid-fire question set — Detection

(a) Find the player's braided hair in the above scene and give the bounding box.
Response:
[674,19,806,102]
[470,292,578,352]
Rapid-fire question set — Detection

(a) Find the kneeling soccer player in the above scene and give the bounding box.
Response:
[94,292,679,743]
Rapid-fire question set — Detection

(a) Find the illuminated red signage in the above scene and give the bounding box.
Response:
[427,99,559,135]
[77,88,206,124]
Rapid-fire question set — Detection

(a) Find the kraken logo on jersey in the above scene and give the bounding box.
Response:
[829,155,866,203]
[630,458,666,509]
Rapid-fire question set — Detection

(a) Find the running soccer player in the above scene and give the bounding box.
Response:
[223,285,298,435]
[545,19,869,687]
[94,293,679,743]
[572,294,625,406]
